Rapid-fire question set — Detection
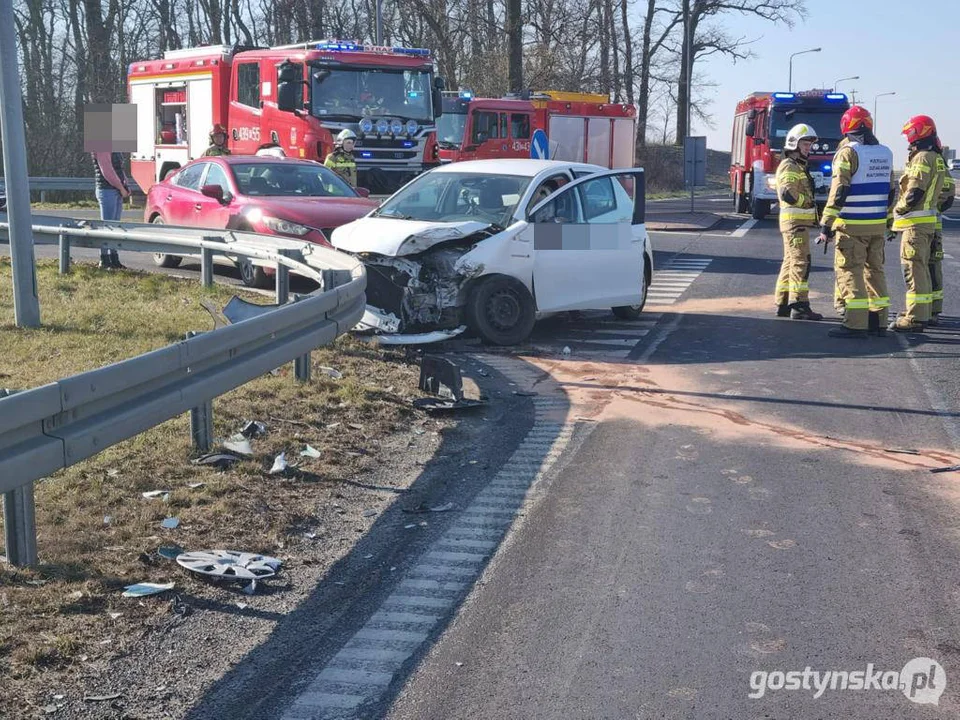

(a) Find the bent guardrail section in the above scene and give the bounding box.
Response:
[0,216,366,566]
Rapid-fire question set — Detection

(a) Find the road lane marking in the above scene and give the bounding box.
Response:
[731,218,758,237]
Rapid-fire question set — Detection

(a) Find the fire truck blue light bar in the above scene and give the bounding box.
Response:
[773,93,796,100]
[825,93,847,102]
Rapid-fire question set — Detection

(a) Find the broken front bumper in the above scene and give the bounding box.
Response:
[353,305,466,345]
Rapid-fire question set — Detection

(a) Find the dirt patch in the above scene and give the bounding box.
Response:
[0,259,456,718]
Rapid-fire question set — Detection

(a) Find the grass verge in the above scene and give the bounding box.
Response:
[0,258,425,712]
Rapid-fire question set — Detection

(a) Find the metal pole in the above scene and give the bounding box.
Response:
[375,0,384,45]
[788,58,793,93]
[185,332,213,453]
[200,245,214,287]
[58,232,71,274]
[3,484,38,567]
[275,251,291,305]
[0,0,41,327]
[295,353,312,382]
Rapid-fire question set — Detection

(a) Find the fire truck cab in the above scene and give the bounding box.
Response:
[128,40,445,194]
[730,91,850,220]
[436,90,637,169]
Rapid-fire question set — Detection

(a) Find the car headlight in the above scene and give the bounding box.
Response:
[376,118,389,135]
[262,216,311,237]
[765,176,777,190]
[390,118,404,135]
[359,117,374,134]
[405,119,418,136]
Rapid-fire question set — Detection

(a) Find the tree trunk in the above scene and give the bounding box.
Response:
[636,0,655,146]
[506,0,523,91]
[675,0,689,144]
[620,0,634,104]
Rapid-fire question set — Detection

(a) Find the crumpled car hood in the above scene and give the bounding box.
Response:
[331,217,494,257]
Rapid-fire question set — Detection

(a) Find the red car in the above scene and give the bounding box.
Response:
[144,156,379,287]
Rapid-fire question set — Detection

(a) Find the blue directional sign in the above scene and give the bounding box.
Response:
[530,129,549,160]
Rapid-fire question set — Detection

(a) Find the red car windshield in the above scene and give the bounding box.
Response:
[231,163,357,198]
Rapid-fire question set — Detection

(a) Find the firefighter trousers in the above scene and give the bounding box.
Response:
[834,231,888,330]
[899,228,934,324]
[775,229,811,305]
[930,232,944,316]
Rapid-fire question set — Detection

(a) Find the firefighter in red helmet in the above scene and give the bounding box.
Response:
[818,106,896,338]
[203,123,231,157]
[888,115,947,332]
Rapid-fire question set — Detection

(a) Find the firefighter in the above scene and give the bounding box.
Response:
[929,136,955,325]
[774,123,823,320]
[818,106,895,339]
[203,124,231,156]
[888,115,946,333]
[324,129,358,187]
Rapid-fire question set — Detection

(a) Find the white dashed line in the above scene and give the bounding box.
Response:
[731,218,758,237]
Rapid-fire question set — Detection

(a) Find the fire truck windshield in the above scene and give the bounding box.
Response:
[769,108,845,149]
[311,66,434,123]
[436,111,466,149]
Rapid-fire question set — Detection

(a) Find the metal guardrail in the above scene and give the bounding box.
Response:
[0,215,366,566]
[0,176,142,193]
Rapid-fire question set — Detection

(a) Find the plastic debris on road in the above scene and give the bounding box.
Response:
[176,550,281,581]
[269,452,288,475]
[562,346,572,356]
[142,490,171,500]
[158,544,184,560]
[122,582,175,598]
[300,445,322,459]
[931,464,960,474]
[161,517,180,530]
[192,452,242,469]
[240,420,267,439]
[223,434,254,457]
[319,366,343,380]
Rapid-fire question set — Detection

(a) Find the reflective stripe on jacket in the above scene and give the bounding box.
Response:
[893,149,944,231]
[776,156,817,230]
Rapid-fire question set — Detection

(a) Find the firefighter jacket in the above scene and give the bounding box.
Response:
[937,165,955,232]
[776,155,817,232]
[203,145,231,157]
[893,149,945,232]
[324,149,358,187]
[822,141,895,237]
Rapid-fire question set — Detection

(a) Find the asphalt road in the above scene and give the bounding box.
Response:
[380,213,960,718]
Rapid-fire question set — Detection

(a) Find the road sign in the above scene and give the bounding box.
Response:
[683,135,707,188]
[531,129,549,160]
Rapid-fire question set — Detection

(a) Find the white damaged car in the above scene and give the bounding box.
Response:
[331,159,653,345]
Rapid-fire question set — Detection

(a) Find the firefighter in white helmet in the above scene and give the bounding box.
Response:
[774,123,823,320]
[324,129,358,187]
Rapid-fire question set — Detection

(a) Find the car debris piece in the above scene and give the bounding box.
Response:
[419,355,464,400]
[240,420,267,439]
[122,582,175,598]
[223,434,254,457]
[242,580,258,595]
[269,452,288,475]
[300,445,322,459]
[188,482,206,490]
[158,545,184,560]
[513,390,538,397]
[562,346,572,355]
[82,692,124,702]
[430,502,455,512]
[199,299,230,330]
[142,490,171,500]
[319,366,343,380]
[402,501,456,514]
[176,550,281,581]
[930,464,960,474]
[161,517,180,530]
[223,296,282,324]
[413,396,486,413]
[885,448,921,456]
[192,452,242,469]
[362,509,377,518]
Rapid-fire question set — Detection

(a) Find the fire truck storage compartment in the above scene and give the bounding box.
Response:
[549,116,586,162]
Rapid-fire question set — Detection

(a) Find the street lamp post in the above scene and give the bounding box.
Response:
[873,92,896,131]
[788,47,821,92]
[833,75,859,92]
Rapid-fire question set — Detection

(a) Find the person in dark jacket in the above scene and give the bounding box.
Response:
[92,151,130,269]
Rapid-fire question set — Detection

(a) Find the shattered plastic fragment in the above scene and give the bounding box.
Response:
[930,464,960,474]
[122,582,175,598]
[300,445,322,459]
[240,420,267,439]
[404,524,417,529]
[430,502,455,513]
[103,515,113,525]
[142,490,171,500]
[188,482,206,490]
[513,390,538,397]
[192,452,241,469]
[108,612,122,620]
[158,545,184,560]
[242,580,258,595]
[161,517,180,530]
[176,550,281,581]
[319,366,343,380]
[269,452,288,475]
[223,435,254,457]
[562,346,572,355]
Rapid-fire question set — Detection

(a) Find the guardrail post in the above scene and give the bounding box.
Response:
[185,332,214,453]
[276,249,291,305]
[58,232,71,274]
[200,245,214,288]
[3,484,38,567]
[292,295,312,381]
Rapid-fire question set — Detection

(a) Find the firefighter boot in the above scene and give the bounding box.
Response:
[827,326,868,339]
[888,314,925,333]
[777,303,791,318]
[868,311,887,337]
[790,302,823,321]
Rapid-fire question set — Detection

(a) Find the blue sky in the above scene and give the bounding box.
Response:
[693,0,956,168]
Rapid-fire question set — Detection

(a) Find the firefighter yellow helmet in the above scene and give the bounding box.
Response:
[336,129,357,145]
[784,124,818,151]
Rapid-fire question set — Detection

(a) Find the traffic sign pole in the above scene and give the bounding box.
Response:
[0,0,41,327]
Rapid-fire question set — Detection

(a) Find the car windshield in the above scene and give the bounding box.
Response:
[374,171,533,227]
[436,112,467,148]
[230,163,357,197]
[311,67,434,123]
[769,108,845,149]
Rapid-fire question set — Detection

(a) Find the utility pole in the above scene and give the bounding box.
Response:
[0,0,41,327]
[375,0,383,44]
[506,0,523,92]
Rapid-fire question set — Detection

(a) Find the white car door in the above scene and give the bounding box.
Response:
[527,169,645,313]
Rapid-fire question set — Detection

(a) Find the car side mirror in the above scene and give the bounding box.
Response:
[277,60,303,113]
[745,121,756,137]
[747,109,758,121]
[201,184,225,202]
[355,186,371,198]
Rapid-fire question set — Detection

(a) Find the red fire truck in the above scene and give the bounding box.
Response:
[128,40,445,194]
[436,90,637,168]
[730,90,851,219]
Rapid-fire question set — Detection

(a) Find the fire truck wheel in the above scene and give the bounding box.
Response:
[150,216,182,268]
[612,260,650,319]
[750,197,770,220]
[465,275,536,346]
